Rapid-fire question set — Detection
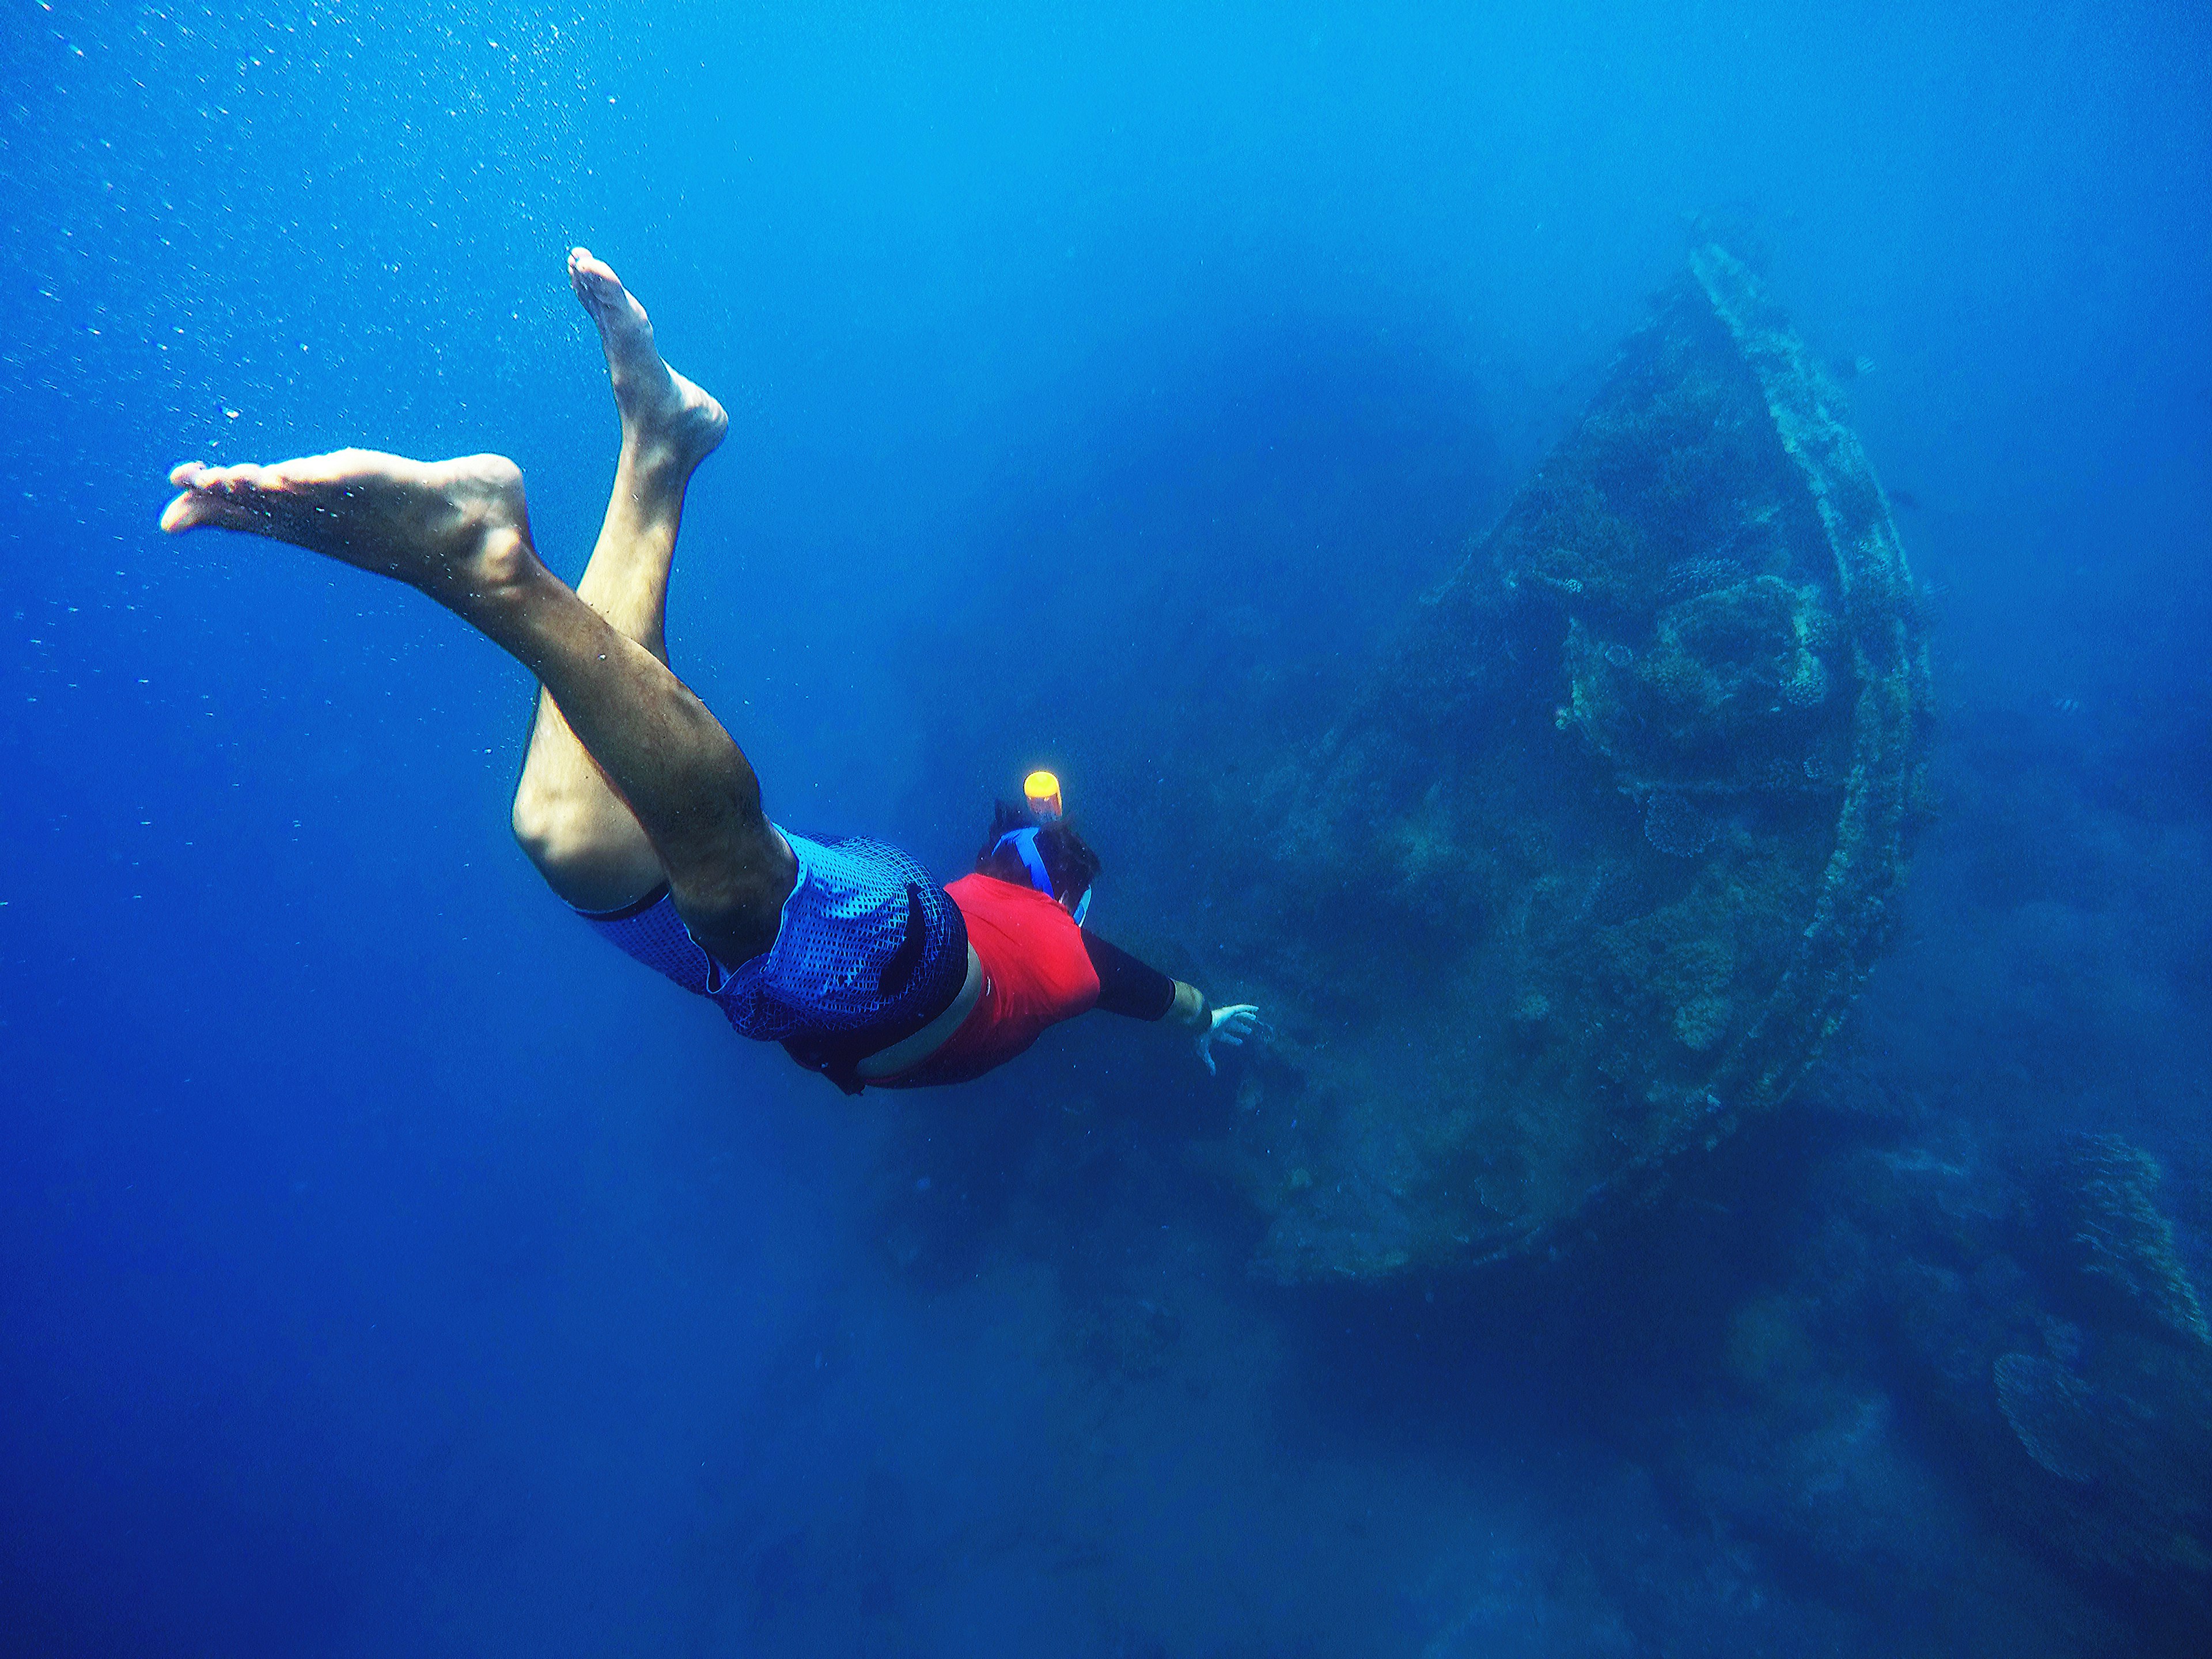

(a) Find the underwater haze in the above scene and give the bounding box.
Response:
[5,2,2210,1655]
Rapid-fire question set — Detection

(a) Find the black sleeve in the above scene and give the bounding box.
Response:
[1081,929,1177,1021]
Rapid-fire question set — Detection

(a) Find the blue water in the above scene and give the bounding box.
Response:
[5,3,2209,1653]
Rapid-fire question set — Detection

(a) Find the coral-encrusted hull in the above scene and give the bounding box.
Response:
[1221,247,1931,1283]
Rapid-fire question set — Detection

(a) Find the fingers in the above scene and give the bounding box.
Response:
[1216,1005,1260,1044]
[1194,1003,1263,1075]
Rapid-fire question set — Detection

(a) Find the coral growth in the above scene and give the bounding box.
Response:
[1868,1134,2212,1626]
[2057,1134,2211,1346]
[1643,791,1719,858]
[1992,1351,2103,1484]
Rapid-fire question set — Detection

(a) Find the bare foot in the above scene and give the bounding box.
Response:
[159,448,536,604]
[567,247,727,471]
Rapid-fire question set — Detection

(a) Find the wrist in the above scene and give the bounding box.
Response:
[1169,981,1210,1031]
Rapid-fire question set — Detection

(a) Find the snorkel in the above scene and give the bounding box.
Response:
[993,770,1093,925]
[1022,769,1063,821]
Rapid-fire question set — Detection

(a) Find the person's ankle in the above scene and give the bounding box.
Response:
[623,433,699,488]
[427,525,538,609]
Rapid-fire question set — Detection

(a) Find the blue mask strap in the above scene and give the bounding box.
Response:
[995,827,1092,922]
[994,828,1055,899]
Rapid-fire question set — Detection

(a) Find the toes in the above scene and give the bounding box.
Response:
[158,457,312,535]
[158,490,204,533]
[160,487,264,535]
[567,249,651,341]
[167,459,271,493]
[568,245,623,311]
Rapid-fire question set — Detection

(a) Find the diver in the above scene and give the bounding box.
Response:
[160,248,1259,1095]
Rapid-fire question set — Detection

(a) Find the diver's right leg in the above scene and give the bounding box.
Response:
[509,247,730,912]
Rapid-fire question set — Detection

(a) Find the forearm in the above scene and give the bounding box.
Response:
[1077,934,1224,1049]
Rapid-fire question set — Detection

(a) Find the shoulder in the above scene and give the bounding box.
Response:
[947,871,1059,915]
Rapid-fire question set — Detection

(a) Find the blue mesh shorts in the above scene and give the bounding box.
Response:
[579,828,968,1062]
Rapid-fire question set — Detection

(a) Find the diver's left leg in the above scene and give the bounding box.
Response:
[509,248,730,912]
[160,449,796,965]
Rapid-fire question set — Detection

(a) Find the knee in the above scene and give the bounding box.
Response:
[509,784,577,872]
[511,789,660,912]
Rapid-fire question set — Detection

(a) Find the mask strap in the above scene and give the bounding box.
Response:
[995,826,1092,921]
[994,828,1055,899]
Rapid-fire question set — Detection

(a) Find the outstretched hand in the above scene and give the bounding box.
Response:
[1198,1003,1262,1075]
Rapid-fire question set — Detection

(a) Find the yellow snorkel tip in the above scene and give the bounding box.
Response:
[1024,770,1064,821]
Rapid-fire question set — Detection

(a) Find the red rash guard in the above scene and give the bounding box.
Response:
[897,873,1101,1086]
